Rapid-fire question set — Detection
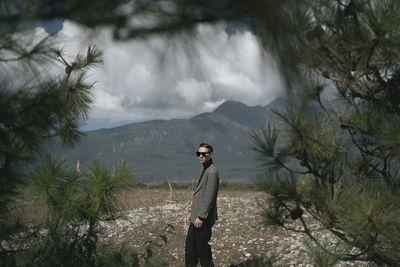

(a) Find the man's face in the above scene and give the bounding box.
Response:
[197,147,212,164]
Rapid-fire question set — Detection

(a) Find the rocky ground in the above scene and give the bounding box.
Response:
[97,189,374,266]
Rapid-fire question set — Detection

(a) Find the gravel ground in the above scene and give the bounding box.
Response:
[98,190,374,267]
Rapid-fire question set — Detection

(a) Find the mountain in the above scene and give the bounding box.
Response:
[212,100,265,128]
[45,97,289,183]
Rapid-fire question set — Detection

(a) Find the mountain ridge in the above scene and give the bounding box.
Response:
[48,97,289,183]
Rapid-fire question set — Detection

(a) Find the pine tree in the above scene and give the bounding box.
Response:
[0,2,170,265]
[0,23,111,265]
[0,33,104,209]
[0,2,138,265]
[23,157,134,266]
[251,0,400,265]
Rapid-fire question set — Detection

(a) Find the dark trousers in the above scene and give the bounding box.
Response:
[185,222,214,267]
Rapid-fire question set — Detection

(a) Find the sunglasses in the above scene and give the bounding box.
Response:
[196,151,211,157]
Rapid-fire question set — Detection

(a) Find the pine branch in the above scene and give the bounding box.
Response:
[345,127,395,186]
[0,35,53,63]
[298,214,323,247]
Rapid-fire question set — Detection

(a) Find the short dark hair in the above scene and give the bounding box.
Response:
[199,143,213,152]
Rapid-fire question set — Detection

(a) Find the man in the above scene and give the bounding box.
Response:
[185,143,219,267]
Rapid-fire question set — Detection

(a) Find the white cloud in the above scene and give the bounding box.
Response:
[25,19,284,129]
[175,79,212,106]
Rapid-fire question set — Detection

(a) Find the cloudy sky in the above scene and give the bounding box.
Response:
[38,20,285,130]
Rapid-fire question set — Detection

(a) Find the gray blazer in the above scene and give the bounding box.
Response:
[190,163,219,226]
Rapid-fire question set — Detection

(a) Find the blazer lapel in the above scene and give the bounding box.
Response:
[193,164,212,195]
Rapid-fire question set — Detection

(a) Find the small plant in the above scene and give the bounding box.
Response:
[21,156,134,266]
[136,222,175,265]
[305,241,343,267]
[165,181,176,203]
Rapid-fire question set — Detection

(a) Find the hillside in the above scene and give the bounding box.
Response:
[45,97,289,183]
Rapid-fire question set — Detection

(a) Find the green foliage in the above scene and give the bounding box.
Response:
[305,241,342,267]
[79,160,132,221]
[0,33,104,215]
[251,0,400,265]
[21,230,140,267]
[20,156,134,266]
[94,242,140,267]
[338,183,400,265]
[136,223,175,265]
[0,8,113,265]
[257,173,306,228]
[29,155,80,230]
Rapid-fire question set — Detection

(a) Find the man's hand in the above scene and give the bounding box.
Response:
[186,212,191,222]
[194,217,203,228]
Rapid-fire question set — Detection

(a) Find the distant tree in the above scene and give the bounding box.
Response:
[251,0,400,265]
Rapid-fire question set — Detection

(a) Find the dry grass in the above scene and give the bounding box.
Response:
[111,188,274,266]
[11,187,373,266]
[101,188,372,266]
